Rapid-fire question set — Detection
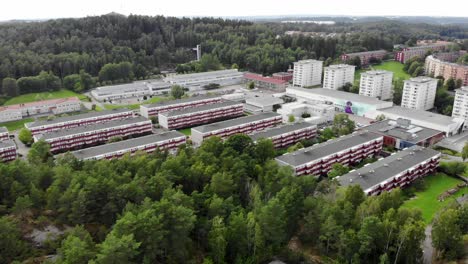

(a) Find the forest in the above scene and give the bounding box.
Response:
[1,136,467,263]
[1,13,468,97]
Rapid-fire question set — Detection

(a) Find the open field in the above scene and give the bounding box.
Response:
[354,61,411,81]
[401,173,467,224]
[0,118,34,131]
[178,128,192,136]
[3,90,88,106]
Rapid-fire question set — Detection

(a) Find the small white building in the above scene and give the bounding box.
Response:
[452,86,468,130]
[401,77,437,111]
[244,96,284,113]
[359,70,393,100]
[277,101,335,125]
[293,60,323,87]
[91,80,171,102]
[163,69,244,90]
[323,64,355,90]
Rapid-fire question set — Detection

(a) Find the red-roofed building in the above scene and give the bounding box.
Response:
[244,73,288,90]
[272,72,293,82]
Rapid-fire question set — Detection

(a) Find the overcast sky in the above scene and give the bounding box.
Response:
[1,0,467,20]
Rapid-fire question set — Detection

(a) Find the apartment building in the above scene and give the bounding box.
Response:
[0,127,9,141]
[452,86,468,130]
[163,69,244,90]
[25,108,133,136]
[401,77,437,110]
[276,131,383,176]
[249,122,317,148]
[293,60,323,87]
[359,70,393,100]
[395,42,450,63]
[191,112,282,146]
[140,95,223,118]
[244,73,288,90]
[0,140,17,163]
[35,117,152,154]
[341,50,387,66]
[272,72,293,82]
[158,101,244,130]
[337,146,440,195]
[71,131,186,161]
[425,55,468,86]
[323,64,355,90]
[0,97,81,123]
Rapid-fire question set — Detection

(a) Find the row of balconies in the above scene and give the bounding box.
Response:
[202,118,283,138]
[147,99,222,116]
[167,107,243,122]
[167,110,243,129]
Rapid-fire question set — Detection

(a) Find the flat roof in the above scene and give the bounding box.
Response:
[71,131,185,160]
[289,87,392,106]
[337,146,440,191]
[361,70,393,76]
[250,122,316,141]
[246,96,284,107]
[26,108,132,128]
[0,127,7,133]
[0,140,15,149]
[92,80,170,95]
[38,117,149,140]
[294,59,322,65]
[363,119,443,144]
[0,97,80,112]
[159,100,241,117]
[377,106,458,127]
[141,94,221,109]
[244,73,287,85]
[275,131,382,167]
[192,112,281,133]
[343,50,387,56]
[164,69,242,82]
[406,76,437,84]
[326,64,355,70]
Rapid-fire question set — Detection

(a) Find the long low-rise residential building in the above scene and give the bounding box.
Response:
[0,127,9,141]
[70,131,186,161]
[395,42,451,63]
[0,140,17,162]
[35,117,152,154]
[25,108,133,135]
[140,95,223,118]
[158,101,244,130]
[244,73,288,90]
[425,54,468,86]
[191,112,282,146]
[340,50,387,65]
[249,122,317,148]
[90,80,172,102]
[0,97,81,123]
[276,131,383,176]
[337,146,440,195]
[163,69,244,90]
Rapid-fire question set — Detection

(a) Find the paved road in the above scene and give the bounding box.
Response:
[422,225,434,264]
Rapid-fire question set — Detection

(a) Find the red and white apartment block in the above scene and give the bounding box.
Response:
[140,95,223,118]
[276,131,383,176]
[26,108,134,136]
[340,50,387,66]
[0,127,9,141]
[395,42,450,63]
[35,117,152,154]
[338,146,440,195]
[71,131,186,161]
[158,101,244,130]
[0,140,17,163]
[191,112,283,146]
[249,122,317,148]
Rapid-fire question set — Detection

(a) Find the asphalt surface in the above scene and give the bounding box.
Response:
[422,225,434,264]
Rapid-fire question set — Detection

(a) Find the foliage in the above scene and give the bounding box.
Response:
[287,115,295,123]
[462,141,468,161]
[170,85,185,99]
[0,217,28,263]
[16,71,61,94]
[375,114,386,121]
[332,114,355,136]
[248,81,255,89]
[203,83,221,90]
[327,163,350,178]
[18,128,33,145]
[439,161,466,176]
[432,208,464,260]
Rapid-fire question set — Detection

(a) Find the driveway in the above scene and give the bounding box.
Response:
[422,225,434,264]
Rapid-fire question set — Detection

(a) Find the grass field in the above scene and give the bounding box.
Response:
[401,173,468,224]
[178,128,192,136]
[104,96,166,110]
[354,61,411,82]
[3,90,87,106]
[0,118,34,131]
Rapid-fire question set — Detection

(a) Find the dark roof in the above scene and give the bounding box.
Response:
[192,112,281,133]
[337,146,440,191]
[26,108,132,128]
[0,140,15,149]
[37,117,150,140]
[275,131,382,167]
[141,94,222,109]
[0,127,7,133]
[362,119,443,144]
[71,131,185,160]
[159,101,242,117]
[250,122,316,141]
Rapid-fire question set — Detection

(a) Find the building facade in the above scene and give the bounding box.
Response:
[71,131,186,161]
[0,140,17,163]
[277,101,335,125]
[425,55,468,86]
[452,86,468,130]
[359,70,393,100]
[323,64,355,90]
[243,73,288,90]
[341,50,387,66]
[337,146,440,195]
[0,97,81,123]
[395,42,451,63]
[249,122,317,148]
[163,69,244,90]
[272,72,293,82]
[91,80,172,102]
[26,109,133,136]
[140,95,223,118]
[276,131,383,176]
[293,60,323,87]
[36,117,152,154]
[191,112,282,146]
[158,101,244,130]
[0,127,9,141]
[401,77,437,110]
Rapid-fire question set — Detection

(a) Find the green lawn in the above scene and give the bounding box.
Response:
[104,96,166,110]
[355,61,411,82]
[0,118,34,131]
[401,173,468,224]
[178,128,192,136]
[3,90,87,106]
